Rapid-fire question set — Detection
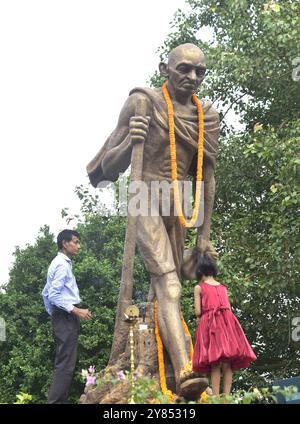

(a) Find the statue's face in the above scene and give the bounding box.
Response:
[167,47,206,96]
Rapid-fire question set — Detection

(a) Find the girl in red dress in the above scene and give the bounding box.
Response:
[192,254,257,396]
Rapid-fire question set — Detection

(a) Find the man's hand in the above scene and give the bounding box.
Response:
[129,115,150,144]
[72,306,92,320]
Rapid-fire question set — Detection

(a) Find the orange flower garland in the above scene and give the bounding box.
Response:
[154,302,176,403]
[182,318,194,359]
[162,81,204,228]
[154,301,194,402]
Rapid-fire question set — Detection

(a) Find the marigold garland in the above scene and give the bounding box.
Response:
[200,391,208,403]
[182,319,194,359]
[154,301,194,402]
[162,81,204,228]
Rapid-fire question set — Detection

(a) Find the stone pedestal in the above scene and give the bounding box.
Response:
[80,302,179,404]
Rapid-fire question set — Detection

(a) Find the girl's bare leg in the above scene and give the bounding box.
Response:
[211,363,221,396]
[222,362,233,395]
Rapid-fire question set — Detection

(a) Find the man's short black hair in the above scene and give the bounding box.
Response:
[57,229,80,250]
[196,254,218,280]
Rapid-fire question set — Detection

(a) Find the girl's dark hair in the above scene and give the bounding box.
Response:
[196,254,218,280]
[57,229,80,250]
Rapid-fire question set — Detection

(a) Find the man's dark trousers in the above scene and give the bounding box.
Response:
[48,306,80,404]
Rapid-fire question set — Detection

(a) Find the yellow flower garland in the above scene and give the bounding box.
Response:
[154,301,194,403]
[162,81,204,228]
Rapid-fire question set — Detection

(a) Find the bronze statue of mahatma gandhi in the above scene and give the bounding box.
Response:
[87,43,220,399]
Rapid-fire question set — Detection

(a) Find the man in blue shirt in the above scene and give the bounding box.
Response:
[42,229,92,404]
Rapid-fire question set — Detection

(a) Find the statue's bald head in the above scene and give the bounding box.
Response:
[167,43,206,68]
[159,43,207,96]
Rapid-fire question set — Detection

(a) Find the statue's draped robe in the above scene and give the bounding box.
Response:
[87,87,219,278]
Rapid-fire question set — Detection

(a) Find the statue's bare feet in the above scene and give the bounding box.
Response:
[178,363,208,401]
[179,377,208,401]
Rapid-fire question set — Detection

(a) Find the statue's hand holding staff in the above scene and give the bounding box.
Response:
[129,115,150,144]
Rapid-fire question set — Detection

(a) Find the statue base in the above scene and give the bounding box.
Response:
[79,302,207,404]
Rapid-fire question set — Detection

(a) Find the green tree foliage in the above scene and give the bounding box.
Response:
[0,228,57,403]
[152,0,300,129]
[0,208,148,403]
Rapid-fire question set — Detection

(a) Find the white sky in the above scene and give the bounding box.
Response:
[0,0,191,285]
